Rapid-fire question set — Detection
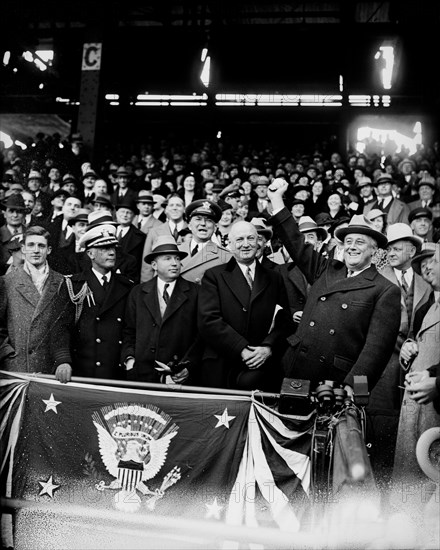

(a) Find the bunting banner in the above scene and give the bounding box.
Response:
[0,372,314,548]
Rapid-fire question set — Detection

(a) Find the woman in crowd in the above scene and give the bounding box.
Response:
[177,172,204,207]
[326,192,348,221]
[215,205,235,247]
[367,208,389,270]
[306,179,327,219]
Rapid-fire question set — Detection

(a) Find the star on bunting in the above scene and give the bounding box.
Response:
[205,497,223,520]
[39,476,60,498]
[214,408,236,429]
[42,393,61,414]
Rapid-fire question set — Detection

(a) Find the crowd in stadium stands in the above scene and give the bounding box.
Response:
[0,132,439,511]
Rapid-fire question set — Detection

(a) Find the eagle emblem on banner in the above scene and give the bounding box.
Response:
[92,404,180,512]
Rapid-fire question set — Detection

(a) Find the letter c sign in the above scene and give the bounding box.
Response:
[82,43,102,71]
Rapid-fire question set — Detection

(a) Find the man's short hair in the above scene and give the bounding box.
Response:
[23,225,51,245]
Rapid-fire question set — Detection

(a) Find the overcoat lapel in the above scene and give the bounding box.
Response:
[34,271,61,318]
[99,275,130,315]
[251,262,270,302]
[162,278,189,323]
[221,259,250,309]
[142,279,162,326]
[323,264,377,296]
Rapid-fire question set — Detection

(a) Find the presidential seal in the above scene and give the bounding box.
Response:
[92,404,180,512]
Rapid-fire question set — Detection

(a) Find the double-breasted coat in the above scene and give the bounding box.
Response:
[271,207,401,390]
[178,240,232,285]
[198,257,293,390]
[121,276,200,383]
[62,269,134,379]
[2,267,71,373]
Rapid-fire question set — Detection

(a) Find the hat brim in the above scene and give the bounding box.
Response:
[144,248,188,264]
[387,235,422,248]
[411,250,435,275]
[0,203,26,211]
[335,225,388,249]
[85,236,119,249]
[300,227,328,241]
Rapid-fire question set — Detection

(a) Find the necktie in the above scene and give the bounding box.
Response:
[400,270,408,294]
[347,270,354,278]
[245,266,253,290]
[172,225,179,241]
[117,228,124,241]
[191,244,199,257]
[163,283,170,305]
[102,274,109,292]
[138,219,143,230]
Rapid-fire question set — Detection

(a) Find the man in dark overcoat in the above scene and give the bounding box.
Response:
[60,221,134,381]
[121,235,200,383]
[198,221,292,391]
[267,179,401,395]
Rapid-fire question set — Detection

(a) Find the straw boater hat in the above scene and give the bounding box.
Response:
[86,211,118,230]
[144,235,188,264]
[335,214,388,249]
[386,223,423,249]
[68,208,90,226]
[411,242,438,275]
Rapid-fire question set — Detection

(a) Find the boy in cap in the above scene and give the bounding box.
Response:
[121,236,201,384]
[409,207,434,242]
[177,199,232,284]
[59,221,134,382]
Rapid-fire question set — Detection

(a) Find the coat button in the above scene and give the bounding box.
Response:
[150,347,156,353]
[341,303,348,309]
[319,356,325,363]
[96,317,100,321]
[117,318,122,322]
[195,278,201,283]
[152,323,157,327]
[119,341,122,345]
[329,329,335,335]
[320,296,326,301]
[309,321,315,327]
[96,361,101,366]
[96,338,101,343]
[243,307,247,312]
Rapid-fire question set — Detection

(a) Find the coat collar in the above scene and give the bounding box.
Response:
[179,240,220,272]
[323,262,378,295]
[72,269,132,314]
[221,257,271,307]
[14,267,61,315]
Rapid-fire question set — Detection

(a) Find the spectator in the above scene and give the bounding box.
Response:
[409,207,434,243]
[115,198,146,269]
[2,226,72,378]
[365,173,410,225]
[133,190,164,236]
[198,220,292,390]
[267,178,401,393]
[121,236,200,384]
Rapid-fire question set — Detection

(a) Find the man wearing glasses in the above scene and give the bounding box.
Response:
[198,220,292,391]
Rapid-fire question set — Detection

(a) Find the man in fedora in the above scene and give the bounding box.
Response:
[133,190,163,236]
[80,166,98,204]
[247,175,272,220]
[26,170,51,218]
[356,176,377,214]
[59,221,134,382]
[409,177,437,212]
[0,194,26,268]
[115,197,146,269]
[121,236,200,384]
[409,206,435,243]
[364,173,410,225]
[178,199,232,284]
[91,193,114,214]
[111,166,137,206]
[267,178,401,395]
[140,194,187,282]
[297,216,328,252]
[250,217,277,269]
[367,223,430,488]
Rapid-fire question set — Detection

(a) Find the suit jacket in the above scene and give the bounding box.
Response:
[132,214,163,235]
[408,198,434,212]
[121,277,200,382]
[271,207,401,390]
[118,225,146,272]
[111,188,138,206]
[364,198,410,225]
[63,269,134,379]
[2,267,72,373]
[178,240,232,285]
[140,221,188,282]
[198,257,293,390]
